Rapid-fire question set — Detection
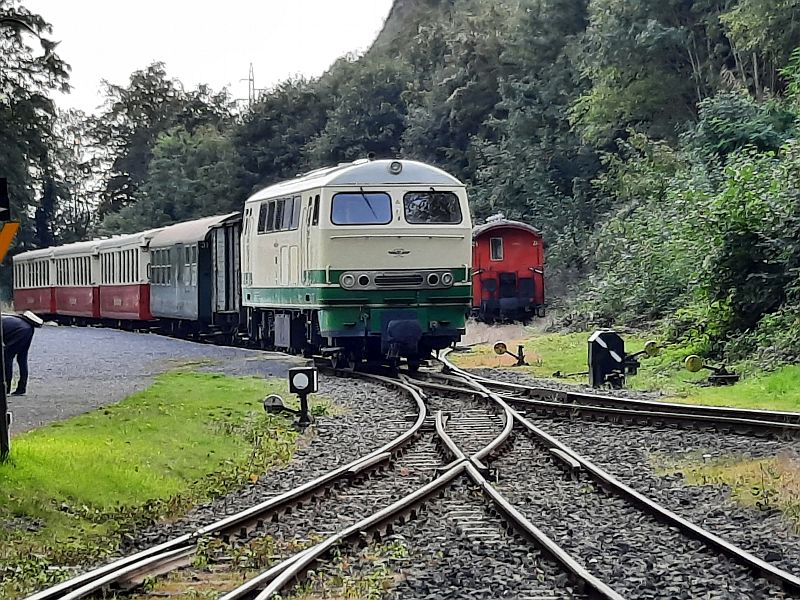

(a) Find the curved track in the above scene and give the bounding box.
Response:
[26,359,800,600]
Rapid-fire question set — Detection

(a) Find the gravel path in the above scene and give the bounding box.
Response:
[9,324,303,433]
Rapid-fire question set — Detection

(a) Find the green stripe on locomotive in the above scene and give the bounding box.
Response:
[242,279,470,337]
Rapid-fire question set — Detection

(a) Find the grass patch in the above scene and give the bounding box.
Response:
[286,541,408,600]
[653,452,800,528]
[0,371,302,598]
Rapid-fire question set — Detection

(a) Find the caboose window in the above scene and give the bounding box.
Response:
[403,191,462,224]
[331,192,392,225]
[490,237,503,261]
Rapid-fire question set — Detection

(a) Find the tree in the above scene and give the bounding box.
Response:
[100,125,241,234]
[0,0,69,249]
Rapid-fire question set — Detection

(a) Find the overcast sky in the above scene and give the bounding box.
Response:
[26,0,394,113]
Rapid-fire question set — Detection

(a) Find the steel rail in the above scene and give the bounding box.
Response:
[24,375,427,600]
[502,394,800,434]
[230,372,515,599]
[411,375,800,434]
[434,411,625,600]
[453,365,800,427]
[439,356,800,594]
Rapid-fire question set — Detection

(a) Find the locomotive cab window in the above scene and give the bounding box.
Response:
[331,191,391,225]
[403,191,462,224]
[490,237,503,261]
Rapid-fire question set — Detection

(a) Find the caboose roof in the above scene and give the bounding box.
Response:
[246,159,464,203]
[150,213,240,247]
[473,218,542,239]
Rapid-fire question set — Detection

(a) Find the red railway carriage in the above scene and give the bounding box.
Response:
[472,215,545,321]
[13,248,56,314]
[96,230,161,321]
[52,240,101,318]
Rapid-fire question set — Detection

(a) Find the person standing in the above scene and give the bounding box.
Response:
[2,311,43,396]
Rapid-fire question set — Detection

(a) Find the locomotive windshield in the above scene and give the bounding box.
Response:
[403,191,462,224]
[331,191,392,225]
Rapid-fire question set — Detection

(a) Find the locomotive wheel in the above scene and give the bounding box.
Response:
[330,352,348,370]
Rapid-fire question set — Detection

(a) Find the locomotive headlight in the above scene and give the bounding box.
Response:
[357,274,371,287]
[340,273,356,289]
[427,273,440,286]
[441,272,454,286]
[388,160,403,175]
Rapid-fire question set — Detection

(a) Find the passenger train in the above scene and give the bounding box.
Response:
[12,159,474,368]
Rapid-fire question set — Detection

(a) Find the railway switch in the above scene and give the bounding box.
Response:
[493,341,527,366]
[588,332,660,388]
[684,355,740,385]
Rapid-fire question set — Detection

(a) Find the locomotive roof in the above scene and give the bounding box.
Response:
[246,159,464,202]
[472,218,542,239]
[149,213,240,247]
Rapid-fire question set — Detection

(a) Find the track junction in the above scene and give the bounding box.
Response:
[24,351,800,600]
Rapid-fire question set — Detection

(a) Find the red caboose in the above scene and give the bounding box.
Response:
[472,215,545,321]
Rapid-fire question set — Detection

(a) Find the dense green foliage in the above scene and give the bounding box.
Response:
[4,0,800,363]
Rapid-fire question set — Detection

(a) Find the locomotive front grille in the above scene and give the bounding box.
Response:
[374,273,424,287]
[340,270,456,290]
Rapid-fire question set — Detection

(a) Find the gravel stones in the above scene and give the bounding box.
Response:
[494,434,796,598]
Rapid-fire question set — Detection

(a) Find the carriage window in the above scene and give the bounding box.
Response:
[403,191,462,224]
[191,245,198,286]
[331,192,392,225]
[184,246,191,284]
[490,237,503,261]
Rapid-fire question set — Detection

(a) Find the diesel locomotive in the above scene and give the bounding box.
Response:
[12,159,473,367]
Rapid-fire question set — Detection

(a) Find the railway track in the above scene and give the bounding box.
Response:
[437,359,800,435]
[25,359,800,599]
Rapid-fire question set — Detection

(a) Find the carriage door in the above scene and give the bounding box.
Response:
[499,272,517,298]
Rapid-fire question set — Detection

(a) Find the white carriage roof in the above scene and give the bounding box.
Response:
[95,227,164,251]
[246,159,464,203]
[149,213,240,248]
[12,247,54,262]
[473,218,542,239]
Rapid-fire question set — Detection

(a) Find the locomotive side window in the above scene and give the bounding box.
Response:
[490,237,503,261]
[331,192,391,225]
[403,191,462,224]
[291,195,301,228]
[312,195,320,226]
[257,203,268,233]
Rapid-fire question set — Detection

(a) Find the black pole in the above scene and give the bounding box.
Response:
[0,311,9,459]
[297,392,311,428]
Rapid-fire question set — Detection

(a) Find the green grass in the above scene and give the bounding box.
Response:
[653,452,800,528]
[0,371,302,598]
[451,329,800,411]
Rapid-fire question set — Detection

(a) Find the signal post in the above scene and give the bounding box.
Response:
[0,177,20,459]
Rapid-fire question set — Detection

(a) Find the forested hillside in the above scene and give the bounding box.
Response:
[3,0,800,364]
